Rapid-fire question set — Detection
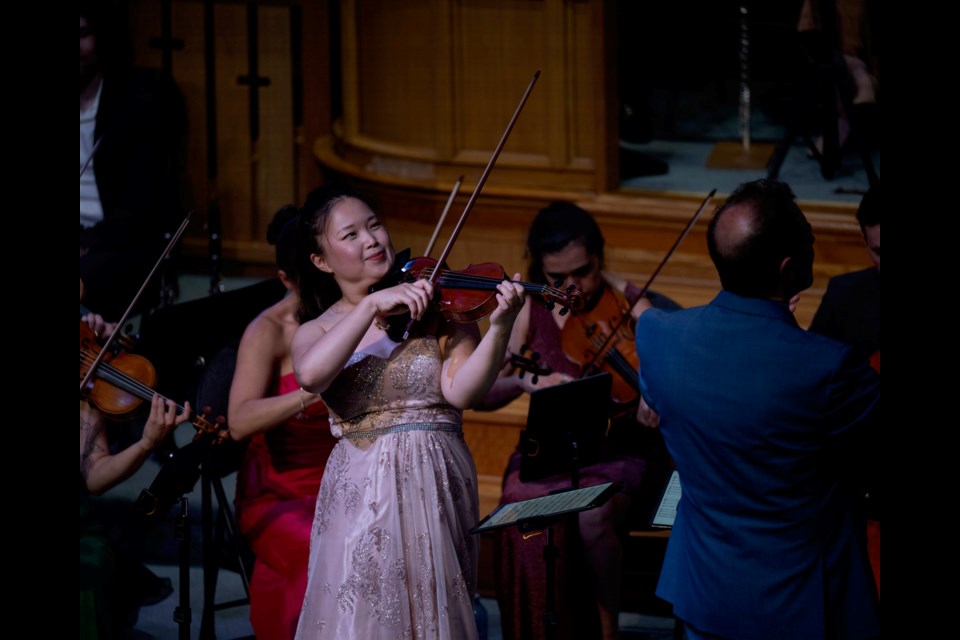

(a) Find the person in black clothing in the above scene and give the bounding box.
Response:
[809,184,879,361]
[80,0,187,320]
[808,184,881,594]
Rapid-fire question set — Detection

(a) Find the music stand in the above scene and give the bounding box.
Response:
[131,436,208,640]
[519,372,613,488]
[472,482,620,638]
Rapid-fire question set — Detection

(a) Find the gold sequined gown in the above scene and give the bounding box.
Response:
[295,335,479,640]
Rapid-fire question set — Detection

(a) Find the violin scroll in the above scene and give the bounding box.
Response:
[509,345,552,385]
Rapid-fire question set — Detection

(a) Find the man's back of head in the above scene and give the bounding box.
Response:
[707,179,815,300]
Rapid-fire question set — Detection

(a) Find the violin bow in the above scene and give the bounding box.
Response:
[398,70,541,339]
[79,211,193,394]
[79,137,102,180]
[580,188,716,375]
[423,176,463,258]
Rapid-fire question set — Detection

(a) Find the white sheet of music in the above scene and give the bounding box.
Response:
[651,470,682,528]
[474,482,614,532]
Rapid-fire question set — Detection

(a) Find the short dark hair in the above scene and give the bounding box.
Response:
[707,179,812,298]
[526,201,604,284]
[856,184,880,231]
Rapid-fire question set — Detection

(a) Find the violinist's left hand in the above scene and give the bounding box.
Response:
[141,395,191,452]
[82,313,119,341]
[489,274,526,331]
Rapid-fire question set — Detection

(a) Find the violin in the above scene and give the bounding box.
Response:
[78,215,225,439]
[80,320,223,437]
[374,254,583,327]
[560,284,640,406]
[80,319,156,418]
[509,344,552,385]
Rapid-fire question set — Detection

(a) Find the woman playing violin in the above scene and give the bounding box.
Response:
[290,185,525,640]
[80,312,190,640]
[481,201,678,640]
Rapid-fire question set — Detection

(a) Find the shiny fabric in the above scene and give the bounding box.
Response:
[296,336,479,640]
[236,372,336,640]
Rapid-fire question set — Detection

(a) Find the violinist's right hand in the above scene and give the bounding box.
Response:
[369,279,434,321]
[82,312,118,341]
[636,396,660,428]
[140,395,191,453]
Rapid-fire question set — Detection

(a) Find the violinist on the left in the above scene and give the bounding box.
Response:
[79,313,191,493]
[80,312,190,640]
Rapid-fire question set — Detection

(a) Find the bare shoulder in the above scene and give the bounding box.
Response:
[240,304,288,356]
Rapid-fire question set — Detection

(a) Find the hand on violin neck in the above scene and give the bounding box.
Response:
[140,395,191,453]
[488,274,526,332]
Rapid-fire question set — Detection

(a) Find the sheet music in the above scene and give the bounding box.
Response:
[651,470,682,528]
[474,482,613,532]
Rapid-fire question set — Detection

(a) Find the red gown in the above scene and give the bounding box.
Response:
[235,372,337,640]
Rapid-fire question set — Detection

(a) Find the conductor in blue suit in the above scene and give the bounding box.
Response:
[635,180,880,640]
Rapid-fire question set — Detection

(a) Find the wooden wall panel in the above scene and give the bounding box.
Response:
[333,0,609,193]
[455,0,550,158]
[569,0,596,167]
[349,0,447,153]
[129,1,333,267]
[214,4,253,245]
[256,5,296,238]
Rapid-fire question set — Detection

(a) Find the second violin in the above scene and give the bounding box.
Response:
[560,283,640,406]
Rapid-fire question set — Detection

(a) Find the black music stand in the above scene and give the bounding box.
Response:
[518,373,613,488]
[132,435,208,640]
[472,482,620,638]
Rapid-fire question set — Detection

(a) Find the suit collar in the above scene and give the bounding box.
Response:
[711,290,798,326]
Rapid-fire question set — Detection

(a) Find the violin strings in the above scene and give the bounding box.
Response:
[604,349,639,388]
[80,351,217,432]
[80,351,187,413]
[428,272,571,301]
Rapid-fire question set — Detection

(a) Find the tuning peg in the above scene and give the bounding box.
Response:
[559,307,569,316]
[543,300,555,311]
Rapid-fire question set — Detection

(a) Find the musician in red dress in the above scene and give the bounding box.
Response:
[228,207,337,640]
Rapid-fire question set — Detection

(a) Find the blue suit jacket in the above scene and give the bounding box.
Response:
[636,291,880,640]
